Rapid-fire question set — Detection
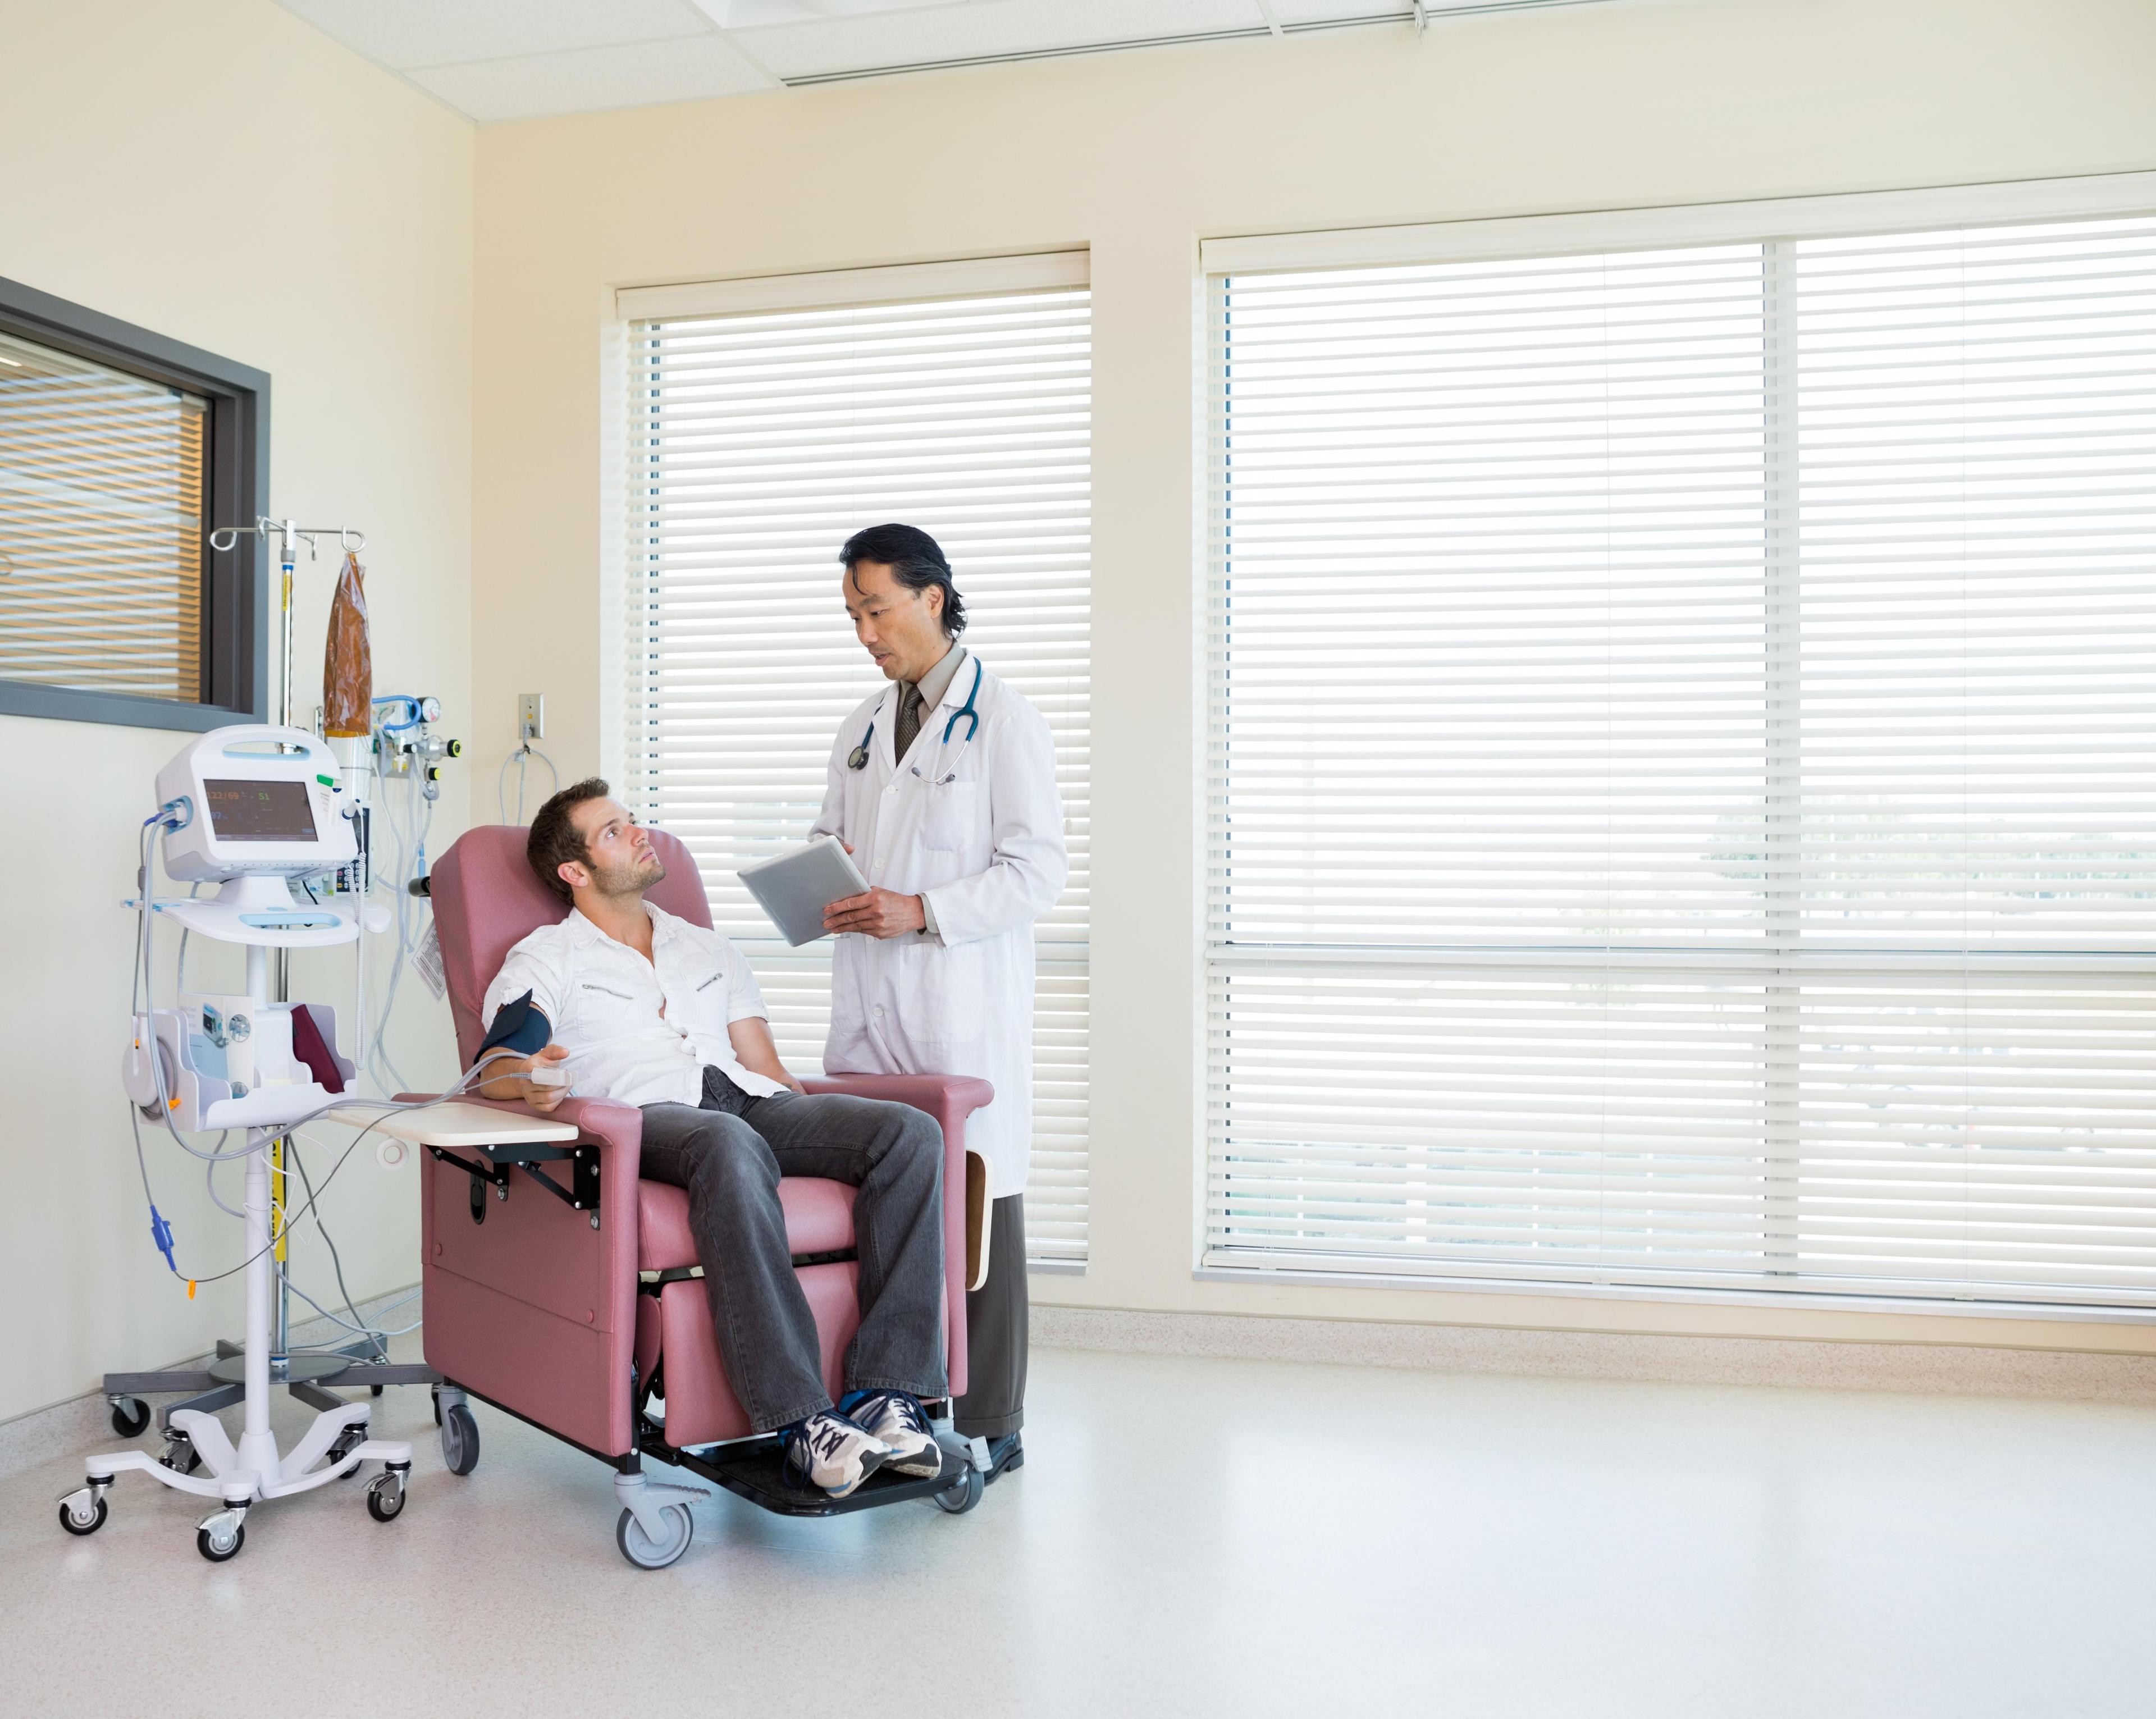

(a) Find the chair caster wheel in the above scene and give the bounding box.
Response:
[197,1519,244,1562]
[615,1503,693,1570]
[932,1466,983,1515]
[367,1473,406,1523]
[370,1384,384,1397]
[58,1492,108,1537]
[159,1433,202,1476]
[441,1403,480,1476]
[109,1397,149,1438]
[327,1428,366,1478]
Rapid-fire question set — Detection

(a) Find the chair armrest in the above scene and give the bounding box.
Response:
[800,1073,994,1115]
[802,1075,996,1292]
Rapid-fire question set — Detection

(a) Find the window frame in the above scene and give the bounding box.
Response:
[0,273,267,732]
[606,252,1095,1268]
[1199,170,2156,1314]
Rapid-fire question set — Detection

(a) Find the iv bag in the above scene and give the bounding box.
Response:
[323,549,372,738]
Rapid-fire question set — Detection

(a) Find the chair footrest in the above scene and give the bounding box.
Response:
[661,1435,966,1517]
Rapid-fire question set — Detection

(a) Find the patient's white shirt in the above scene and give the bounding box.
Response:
[479,901,788,1108]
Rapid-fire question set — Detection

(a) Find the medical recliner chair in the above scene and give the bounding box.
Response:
[417,824,995,1568]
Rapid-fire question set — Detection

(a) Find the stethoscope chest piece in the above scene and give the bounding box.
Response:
[846,661,983,775]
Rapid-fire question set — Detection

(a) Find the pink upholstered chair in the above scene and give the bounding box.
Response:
[418,824,994,1567]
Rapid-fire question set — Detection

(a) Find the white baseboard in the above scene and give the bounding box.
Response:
[0,1284,423,1483]
[1030,1304,2156,1404]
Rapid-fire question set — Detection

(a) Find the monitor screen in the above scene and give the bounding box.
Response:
[203,778,319,843]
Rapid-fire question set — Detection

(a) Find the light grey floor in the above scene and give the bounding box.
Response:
[6,1341,2155,1718]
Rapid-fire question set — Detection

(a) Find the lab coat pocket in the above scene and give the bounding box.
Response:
[919,780,979,853]
[904,938,990,1049]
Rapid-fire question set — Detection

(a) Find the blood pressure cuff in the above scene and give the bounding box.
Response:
[473,989,552,1068]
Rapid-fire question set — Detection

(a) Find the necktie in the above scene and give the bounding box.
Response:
[894,683,924,761]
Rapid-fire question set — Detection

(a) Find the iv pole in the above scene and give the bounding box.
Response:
[207,517,368,1380]
[96,513,447,1476]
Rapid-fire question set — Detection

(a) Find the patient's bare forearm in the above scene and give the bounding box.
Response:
[474,1044,570,1109]
[476,1049,530,1100]
[728,1016,804,1092]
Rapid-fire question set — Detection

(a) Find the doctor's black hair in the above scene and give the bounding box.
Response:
[528,776,612,903]
[841,522,967,639]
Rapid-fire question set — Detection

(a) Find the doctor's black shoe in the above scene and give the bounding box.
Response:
[983,1433,1024,1485]
[842,1390,943,1477]
[783,1410,891,1498]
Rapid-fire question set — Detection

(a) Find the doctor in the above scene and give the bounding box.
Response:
[815,523,1067,1484]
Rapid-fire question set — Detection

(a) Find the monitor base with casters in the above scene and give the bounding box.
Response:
[63,1120,416,1562]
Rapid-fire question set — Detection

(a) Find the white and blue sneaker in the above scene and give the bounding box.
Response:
[842,1390,943,1478]
[783,1410,890,1498]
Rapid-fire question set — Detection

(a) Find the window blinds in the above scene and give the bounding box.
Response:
[0,327,207,702]
[623,263,1091,1263]
[1206,213,2156,1306]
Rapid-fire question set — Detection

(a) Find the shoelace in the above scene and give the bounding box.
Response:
[850,1390,929,1440]
[782,1412,865,1488]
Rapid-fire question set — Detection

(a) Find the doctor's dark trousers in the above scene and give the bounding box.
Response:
[954,1193,1028,1440]
[636,1067,947,1432]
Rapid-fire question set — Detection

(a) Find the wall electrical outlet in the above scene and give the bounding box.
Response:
[518,693,545,741]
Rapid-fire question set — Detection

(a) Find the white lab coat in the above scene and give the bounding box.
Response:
[812,654,1068,1197]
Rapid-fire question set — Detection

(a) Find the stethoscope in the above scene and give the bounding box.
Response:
[847,659,983,784]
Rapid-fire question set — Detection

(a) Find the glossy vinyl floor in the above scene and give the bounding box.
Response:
[6,1339,2155,1718]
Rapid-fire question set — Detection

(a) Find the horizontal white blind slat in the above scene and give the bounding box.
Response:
[1207,213,2156,1308]
[627,284,1091,1264]
[0,328,208,702]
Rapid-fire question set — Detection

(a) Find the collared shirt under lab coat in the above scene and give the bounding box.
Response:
[812,651,1068,1197]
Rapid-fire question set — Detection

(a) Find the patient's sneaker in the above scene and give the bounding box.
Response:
[842,1390,942,1478]
[782,1410,890,1498]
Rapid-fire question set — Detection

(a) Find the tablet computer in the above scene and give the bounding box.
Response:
[738,836,872,946]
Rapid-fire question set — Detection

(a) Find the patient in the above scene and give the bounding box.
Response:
[476,778,946,1497]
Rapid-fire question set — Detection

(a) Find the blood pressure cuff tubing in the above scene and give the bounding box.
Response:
[473,989,552,1068]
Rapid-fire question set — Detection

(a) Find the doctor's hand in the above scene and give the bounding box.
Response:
[823,888,928,940]
[476,1043,572,1113]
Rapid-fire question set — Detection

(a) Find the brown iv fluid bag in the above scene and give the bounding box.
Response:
[323,550,372,737]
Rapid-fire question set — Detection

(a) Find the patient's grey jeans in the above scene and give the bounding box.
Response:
[638,1069,947,1433]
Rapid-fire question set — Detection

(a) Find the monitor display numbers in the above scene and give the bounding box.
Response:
[203,778,319,842]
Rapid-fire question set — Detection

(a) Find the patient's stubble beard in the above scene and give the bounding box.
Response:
[591,851,665,899]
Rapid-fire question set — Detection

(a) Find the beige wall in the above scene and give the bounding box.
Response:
[470,0,2156,1359]
[0,0,473,1422]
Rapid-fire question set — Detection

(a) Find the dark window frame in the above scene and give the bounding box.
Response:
[0,274,268,732]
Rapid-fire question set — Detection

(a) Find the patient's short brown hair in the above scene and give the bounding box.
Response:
[527,777,611,903]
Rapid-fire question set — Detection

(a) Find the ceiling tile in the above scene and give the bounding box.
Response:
[277,0,716,71]
[692,0,954,24]
[1266,0,1571,19]
[1262,0,1412,21]
[736,0,1273,81]
[408,34,776,122]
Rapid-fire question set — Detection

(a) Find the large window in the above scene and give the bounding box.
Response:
[618,256,1091,1264]
[0,275,265,729]
[1205,190,2156,1308]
